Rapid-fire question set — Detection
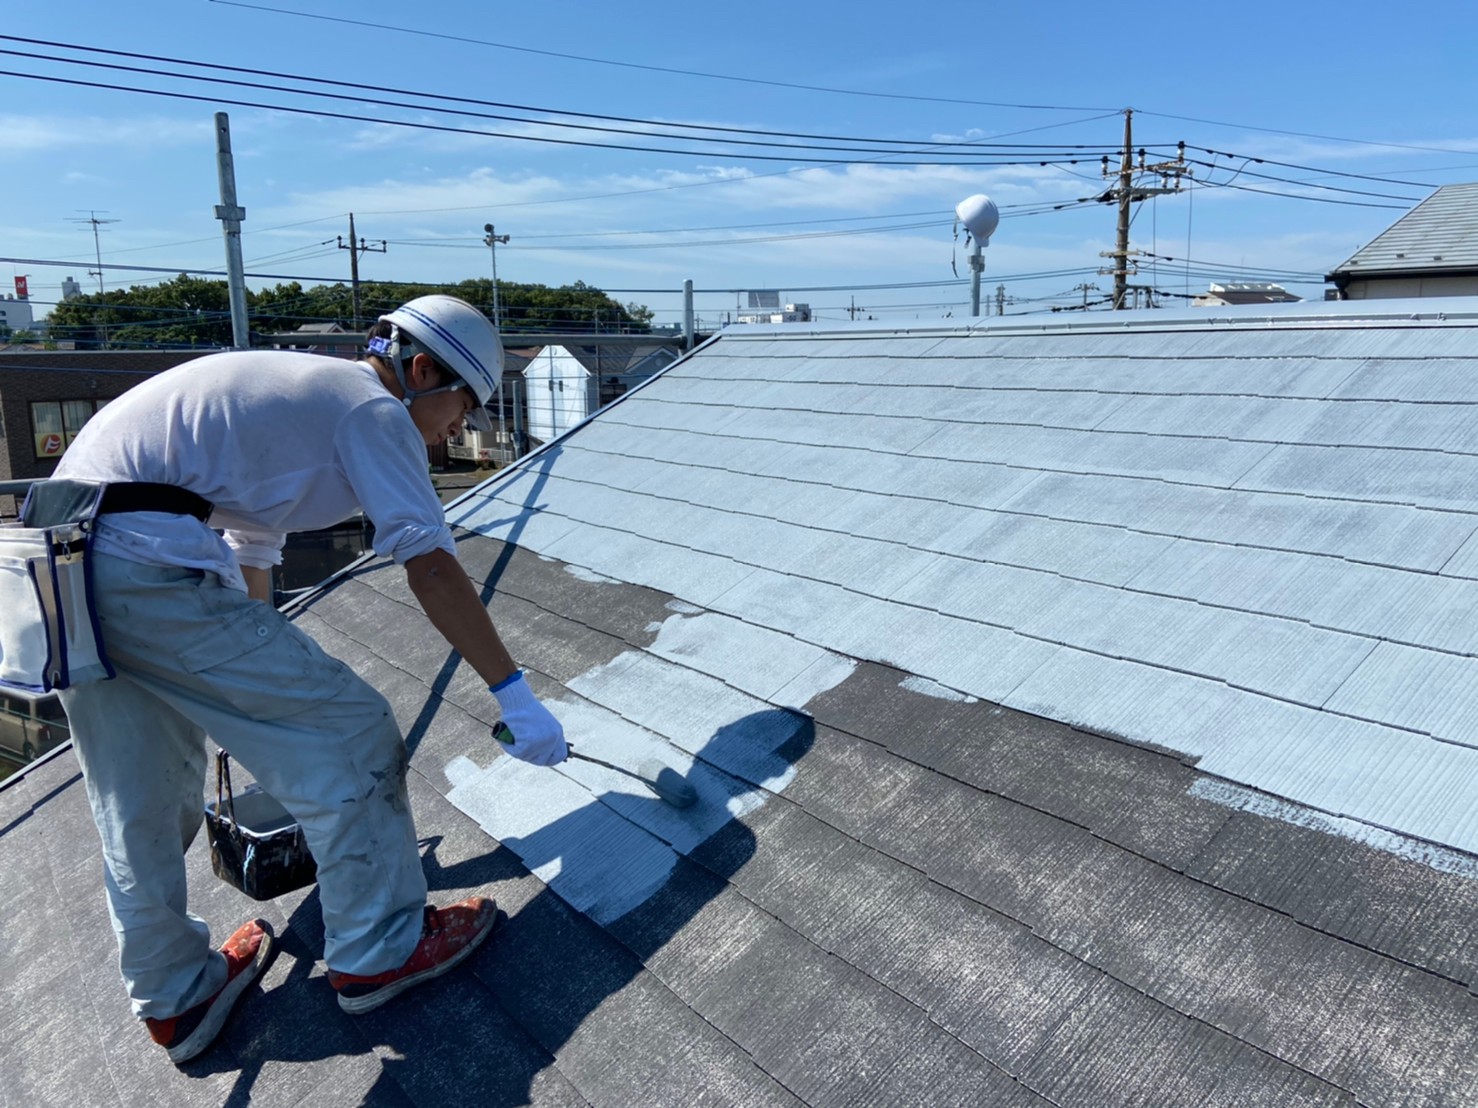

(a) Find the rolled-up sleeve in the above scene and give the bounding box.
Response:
[335,398,456,564]
[221,524,288,569]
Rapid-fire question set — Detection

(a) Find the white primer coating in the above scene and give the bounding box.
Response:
[900,676,979,703]
[1189,777,1478,878]
[563,564,620,585]
[442,621,842,923]
[645,609,856,704]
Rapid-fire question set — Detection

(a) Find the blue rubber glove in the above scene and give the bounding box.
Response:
[490,672,568,766]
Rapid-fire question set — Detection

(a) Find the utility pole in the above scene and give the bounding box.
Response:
[995,284,1006,316]
[68,210,118,348]
[1074,282,1099,308]
[212,112,251,349]
[337,213,387,329]
[68,210,118,295]
[1098,110,1191,309]
[682,279,694,350]
[483,223,510,329]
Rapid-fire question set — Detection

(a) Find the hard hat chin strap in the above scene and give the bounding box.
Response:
[372,326,456,408]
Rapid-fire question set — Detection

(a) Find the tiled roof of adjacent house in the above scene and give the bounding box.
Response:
[1329,181,1478,276]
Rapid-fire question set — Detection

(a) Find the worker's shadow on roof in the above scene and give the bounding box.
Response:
[362,707,813,1103]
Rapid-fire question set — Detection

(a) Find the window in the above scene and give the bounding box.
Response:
[31,399,100,459]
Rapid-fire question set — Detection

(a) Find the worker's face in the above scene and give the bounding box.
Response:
[406,354,477,446]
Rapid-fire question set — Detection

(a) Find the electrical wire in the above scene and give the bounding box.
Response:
[1138,109,1478,156]
[1136,251,1323,280]
[389,219,951,252]
[1189,147,1440,189]
[5,37,1128,154]
[1186,176,1409,210]
[0,66,1135,169]
[0,48,1127,164]
[205,2,1115,113]
[1183,157,1424,202]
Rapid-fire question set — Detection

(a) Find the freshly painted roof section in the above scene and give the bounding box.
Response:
[1330,182,1478,275]
[453,300,1478,856]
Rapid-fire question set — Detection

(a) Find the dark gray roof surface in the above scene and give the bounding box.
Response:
[1330,182,1478,276]
[7,300,1478,1105]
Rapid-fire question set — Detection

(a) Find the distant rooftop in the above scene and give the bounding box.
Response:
[1329,182,1478,277]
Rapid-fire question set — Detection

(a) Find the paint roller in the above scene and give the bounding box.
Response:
[493,722,697,808]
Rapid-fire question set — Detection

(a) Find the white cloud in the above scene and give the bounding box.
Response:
[0,113,211,153]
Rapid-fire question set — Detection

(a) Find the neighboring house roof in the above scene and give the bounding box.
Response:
[1328,182,1478,278]
[7,298,1478,1103]
[1192,282,1300,306]
[511,342,679,380]
[293,321,349,334]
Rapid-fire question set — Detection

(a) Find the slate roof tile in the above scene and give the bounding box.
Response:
[1186,804,1478,984]
[1020,976,1353,1108]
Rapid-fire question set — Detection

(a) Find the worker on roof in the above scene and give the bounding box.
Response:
[48,294,566,1065]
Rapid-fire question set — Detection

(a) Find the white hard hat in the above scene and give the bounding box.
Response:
[378,295,502,431]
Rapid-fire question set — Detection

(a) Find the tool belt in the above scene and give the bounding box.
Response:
[98,482,214,522]
[0,479,214,693]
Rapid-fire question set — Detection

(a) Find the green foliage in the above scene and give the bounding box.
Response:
[45,273,652,348]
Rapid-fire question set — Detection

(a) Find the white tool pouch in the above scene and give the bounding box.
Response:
[0,481,113,693]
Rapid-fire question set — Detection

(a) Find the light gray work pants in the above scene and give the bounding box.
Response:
[60,554,427,1020]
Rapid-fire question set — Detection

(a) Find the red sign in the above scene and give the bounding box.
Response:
[37,433,63,457]
[14,276,27,299]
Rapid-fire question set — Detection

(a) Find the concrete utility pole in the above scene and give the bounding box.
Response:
[1099,110,1191,310]
[337,213,387,329]
[483,223,510,329]
[682,279,694,350]
[995,284,1006,316]
[213,113,251,349]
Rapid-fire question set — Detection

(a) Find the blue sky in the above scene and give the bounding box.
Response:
[4,1,1478,329]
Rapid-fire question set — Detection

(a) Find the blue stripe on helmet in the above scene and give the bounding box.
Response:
[398,304,498,393]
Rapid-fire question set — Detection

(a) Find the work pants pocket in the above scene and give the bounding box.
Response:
[176,603,351,722]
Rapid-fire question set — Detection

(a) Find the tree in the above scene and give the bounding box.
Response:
[46,275,651,347]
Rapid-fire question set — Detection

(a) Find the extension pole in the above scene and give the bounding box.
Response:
[213,112,250,349]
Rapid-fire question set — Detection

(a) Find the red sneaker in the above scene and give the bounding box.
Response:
[144,918,274,1064]
[327,897,498,1015]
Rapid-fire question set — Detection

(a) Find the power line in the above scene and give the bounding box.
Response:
[0,48,1128,164]
[389,219,952,252]
[1188,147,1439,189]
[4,37,1128,154]
[1137,109,1478,156]
[1187,177,1409,210]
[0,66,1132,168]
[205,2,1115,113]
[1136,250,1322,281]
[1184,157,1425,202]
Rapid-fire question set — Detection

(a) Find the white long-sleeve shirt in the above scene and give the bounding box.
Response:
[54,350,455,592]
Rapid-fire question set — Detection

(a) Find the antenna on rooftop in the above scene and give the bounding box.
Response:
[954,194,998,318]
